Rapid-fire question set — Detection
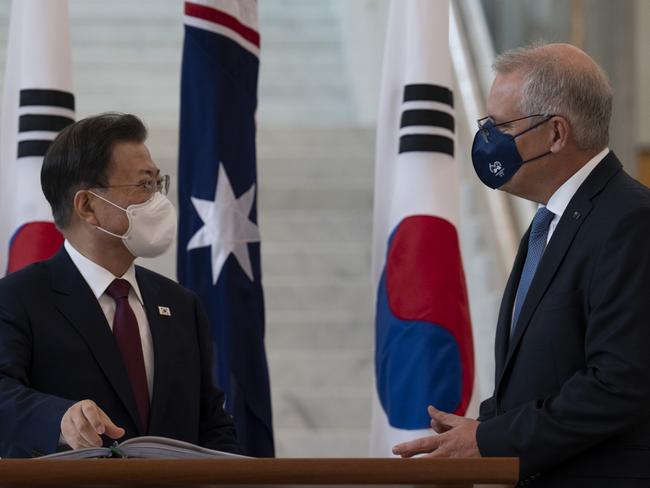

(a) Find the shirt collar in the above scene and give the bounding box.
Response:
[545,147,610,217]
[64,240,144,304]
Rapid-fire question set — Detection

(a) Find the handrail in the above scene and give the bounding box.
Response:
[449,0,520,268]
[464,0,537,235]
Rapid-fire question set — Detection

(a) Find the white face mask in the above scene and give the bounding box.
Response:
[89,191,177,258]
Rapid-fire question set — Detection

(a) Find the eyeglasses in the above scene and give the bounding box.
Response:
[476,114,555,143]
[476,114,553,131]
[95,174,170,196]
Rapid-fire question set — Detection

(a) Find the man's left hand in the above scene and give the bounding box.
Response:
[392,405,481,458]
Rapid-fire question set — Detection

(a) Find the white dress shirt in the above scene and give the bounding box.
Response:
[64,240,154,398]
[543,147,610,242]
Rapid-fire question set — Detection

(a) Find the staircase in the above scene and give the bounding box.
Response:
[257,0,375,457]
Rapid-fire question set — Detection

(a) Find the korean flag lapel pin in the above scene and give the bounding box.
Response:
[158,306,171,317]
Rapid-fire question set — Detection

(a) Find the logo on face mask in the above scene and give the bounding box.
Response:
[471,116,554,190]
[489,161,504,176]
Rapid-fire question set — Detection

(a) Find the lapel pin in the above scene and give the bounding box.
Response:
[573,211,581,220]
[158,306,171,317]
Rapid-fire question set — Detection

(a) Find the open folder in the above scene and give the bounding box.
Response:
[38,436,249,459]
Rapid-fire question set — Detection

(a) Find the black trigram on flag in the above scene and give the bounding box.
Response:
[398,84,454,157]
[17,88,75,158]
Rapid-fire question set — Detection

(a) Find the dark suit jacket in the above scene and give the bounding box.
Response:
[476,152,650,486]
[0,248,240,457]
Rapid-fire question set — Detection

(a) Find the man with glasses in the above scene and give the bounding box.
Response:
[393,44,650,486]
[0,113,240,457]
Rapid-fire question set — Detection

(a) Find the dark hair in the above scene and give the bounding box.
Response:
[41,112,147,228]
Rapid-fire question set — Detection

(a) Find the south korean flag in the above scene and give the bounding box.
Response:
[0,0,75,275]
[370,0,476,456]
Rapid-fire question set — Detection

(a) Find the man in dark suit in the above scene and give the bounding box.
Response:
[0,113,240,457]
[392,44,650,486]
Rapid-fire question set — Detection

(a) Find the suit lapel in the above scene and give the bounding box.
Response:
[49,249,143,434]
[494,231,529,379]
[135,268,170,434]
[505,198,593,359]
[496,152,623,394]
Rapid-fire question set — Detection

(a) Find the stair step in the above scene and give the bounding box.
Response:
[267,349,373,389]
[272,386,372,429]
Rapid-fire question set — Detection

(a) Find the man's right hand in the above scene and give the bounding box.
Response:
[60,400,125,449]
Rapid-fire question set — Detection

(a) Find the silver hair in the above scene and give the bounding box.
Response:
[493,43,613,151]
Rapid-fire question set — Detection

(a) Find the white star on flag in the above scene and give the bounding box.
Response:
[186,163,261,284]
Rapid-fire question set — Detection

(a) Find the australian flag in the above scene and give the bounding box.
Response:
[177,0,274,457]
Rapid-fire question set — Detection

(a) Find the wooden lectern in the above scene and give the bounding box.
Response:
[0,457,518,487]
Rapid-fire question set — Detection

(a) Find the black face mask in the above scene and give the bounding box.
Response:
[471,114,554,189]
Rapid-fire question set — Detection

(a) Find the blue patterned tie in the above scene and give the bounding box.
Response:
[511,207,555,335]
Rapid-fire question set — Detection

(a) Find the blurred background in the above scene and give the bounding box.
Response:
[0,0,648,457]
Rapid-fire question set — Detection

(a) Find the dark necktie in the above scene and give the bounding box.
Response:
[106,279,149,431]
[512,207,555,335]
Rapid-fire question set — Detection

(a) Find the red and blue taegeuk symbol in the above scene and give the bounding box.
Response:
[375,215,474,429]
[7,222,63,274]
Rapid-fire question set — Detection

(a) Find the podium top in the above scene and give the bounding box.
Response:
[0,457,519,487]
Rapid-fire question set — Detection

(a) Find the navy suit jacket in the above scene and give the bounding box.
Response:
[0,248,240,457]
[476,152,650,486]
